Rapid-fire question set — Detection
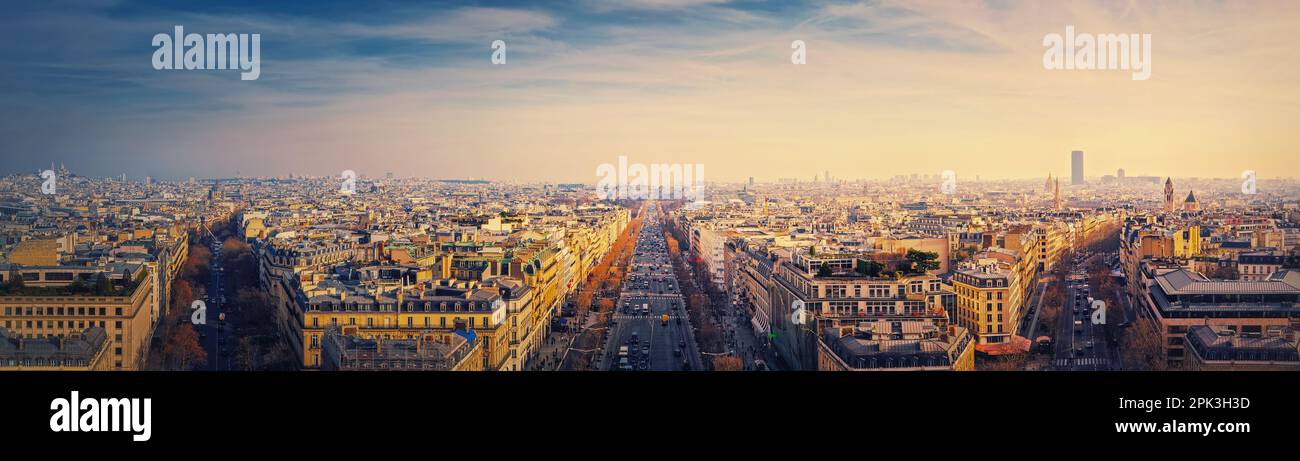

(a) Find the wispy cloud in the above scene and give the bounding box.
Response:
[351,7,559,43]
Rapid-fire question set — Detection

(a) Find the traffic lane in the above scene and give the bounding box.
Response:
[648,297,684,370]
[1055,285,1073,364]
[649,319,675,370]
[607,318,647,370]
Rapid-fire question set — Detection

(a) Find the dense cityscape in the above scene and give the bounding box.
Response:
[2,153,1296,373]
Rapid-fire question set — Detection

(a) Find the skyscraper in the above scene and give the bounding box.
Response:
[1071,150,1084,185]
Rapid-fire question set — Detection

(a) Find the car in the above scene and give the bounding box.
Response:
[640,346,650,355]
[1086,340,1094,349]
[673,348,682,357]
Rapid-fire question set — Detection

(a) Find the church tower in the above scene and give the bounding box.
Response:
[1184,190,1200,212]
[1164,177,1175,212]
[1054,177,1062,210]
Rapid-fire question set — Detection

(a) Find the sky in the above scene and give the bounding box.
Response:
[1,0,1298,183]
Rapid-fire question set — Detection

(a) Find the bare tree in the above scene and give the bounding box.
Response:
[1121,318,1167,371]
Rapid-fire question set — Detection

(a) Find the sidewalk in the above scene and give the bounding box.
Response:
[1021,278,1052,340]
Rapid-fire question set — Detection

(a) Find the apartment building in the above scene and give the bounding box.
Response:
[768,250,955,370]
[1130,263,1300,369]
[952,258,1024,347]
[0,264,158,370]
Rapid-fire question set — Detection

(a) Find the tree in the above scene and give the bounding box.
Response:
[855,259,883,277]
[163,323,207,370]
[817,262,833,277]
[978,352,1028,371]
[172,279,193,314]
[93,272,110,295]
[905,249,941,273]
[1121,318,1166,371]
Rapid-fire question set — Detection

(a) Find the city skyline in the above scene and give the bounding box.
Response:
[16,154,1297,184]
[2,1,1298,182]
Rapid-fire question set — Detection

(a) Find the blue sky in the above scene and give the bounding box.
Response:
[2,1,1297,182]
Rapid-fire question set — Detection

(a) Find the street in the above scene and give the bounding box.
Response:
[601,202,703,371]
[1052,253,1118,370]
[200,234,231,371]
